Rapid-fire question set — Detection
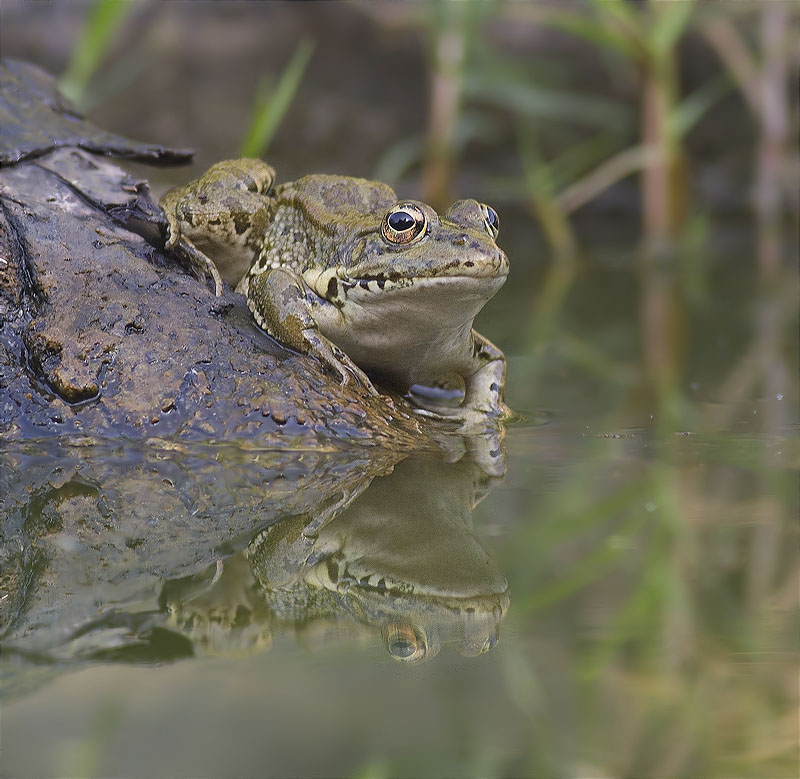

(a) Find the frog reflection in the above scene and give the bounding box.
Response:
[163,454,509,662]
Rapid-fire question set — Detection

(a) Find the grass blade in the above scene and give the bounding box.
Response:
[670,74,732,140]
[465,75,633,132]
[649,0,695,59]
[58,0,135,108]
[240,38,315,159]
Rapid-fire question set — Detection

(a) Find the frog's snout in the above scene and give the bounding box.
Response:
[449,238,507,279]
[474,246,508,279]
[495,248,509,276]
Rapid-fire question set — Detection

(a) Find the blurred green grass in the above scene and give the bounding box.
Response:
[240,38,315,159]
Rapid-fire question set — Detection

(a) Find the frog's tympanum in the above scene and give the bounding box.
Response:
[160,159,509,420]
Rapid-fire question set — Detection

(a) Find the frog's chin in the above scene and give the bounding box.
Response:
[303,557,509,662]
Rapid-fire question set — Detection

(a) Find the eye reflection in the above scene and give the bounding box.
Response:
[383,622,427,663]
[481,632,499,653]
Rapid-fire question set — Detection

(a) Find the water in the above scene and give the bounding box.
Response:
[2,214,797,777]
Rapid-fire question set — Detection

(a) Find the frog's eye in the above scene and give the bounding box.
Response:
[481,204,499,239]
[480,632,499,654]
[381,203,427,245]
[383,622,428,663]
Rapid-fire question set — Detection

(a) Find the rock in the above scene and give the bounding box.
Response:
[0,58,193,165]
[0,59,432,449]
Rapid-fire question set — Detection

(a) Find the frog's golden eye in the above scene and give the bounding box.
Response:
[383,622,428,663]
[481,204,499,239]
[381,203,427,245]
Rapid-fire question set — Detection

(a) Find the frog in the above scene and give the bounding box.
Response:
[160,158,509,420]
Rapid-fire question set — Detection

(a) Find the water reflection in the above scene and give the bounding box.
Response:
[1,433,508,673]
[165,454,508,663]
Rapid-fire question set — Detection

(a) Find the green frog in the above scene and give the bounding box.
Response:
[161,158,509,420]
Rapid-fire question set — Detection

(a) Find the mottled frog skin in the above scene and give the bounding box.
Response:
[161,159,509,420]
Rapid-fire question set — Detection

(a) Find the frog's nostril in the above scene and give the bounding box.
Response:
[452,234,468,247]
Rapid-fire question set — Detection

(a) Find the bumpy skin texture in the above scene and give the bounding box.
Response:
[161,159,510,420]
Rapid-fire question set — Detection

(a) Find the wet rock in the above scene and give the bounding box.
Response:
[0,59,193,165]
[0,60,432,449]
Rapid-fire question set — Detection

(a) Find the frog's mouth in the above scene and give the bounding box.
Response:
[306,268,508,307]
[302,554,509,662]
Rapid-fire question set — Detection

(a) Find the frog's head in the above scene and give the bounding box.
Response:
[313,563,509,664]
[294,176,508,320]
[343,197,508,285]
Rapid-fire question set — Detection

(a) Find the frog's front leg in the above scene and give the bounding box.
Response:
[160,158,276,296]
[462,331,508,418]
[244,267,379,395]
[167,235,226,297]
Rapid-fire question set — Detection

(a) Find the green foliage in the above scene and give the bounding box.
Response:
[464,72,634,133]
[669,73,732,139]
[58,0,135,110]
[240,38,315,159]
[390,0,731,258]
[542,4,640,60]
[648,0,695,59]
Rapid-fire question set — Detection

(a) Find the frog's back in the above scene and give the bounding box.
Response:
[276,174,396,234]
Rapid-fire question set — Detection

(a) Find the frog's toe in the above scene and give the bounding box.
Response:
[466,427,507,478]
[336,355,379,397]
[176,237,224,296]
[462,381,508,419]
[304,332,379,397]
[163,214,181,250]
[464,399,511,420]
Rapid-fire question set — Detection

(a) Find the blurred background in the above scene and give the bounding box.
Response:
[2,1,798,777]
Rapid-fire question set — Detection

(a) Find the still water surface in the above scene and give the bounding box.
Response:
[2,221,797,778]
